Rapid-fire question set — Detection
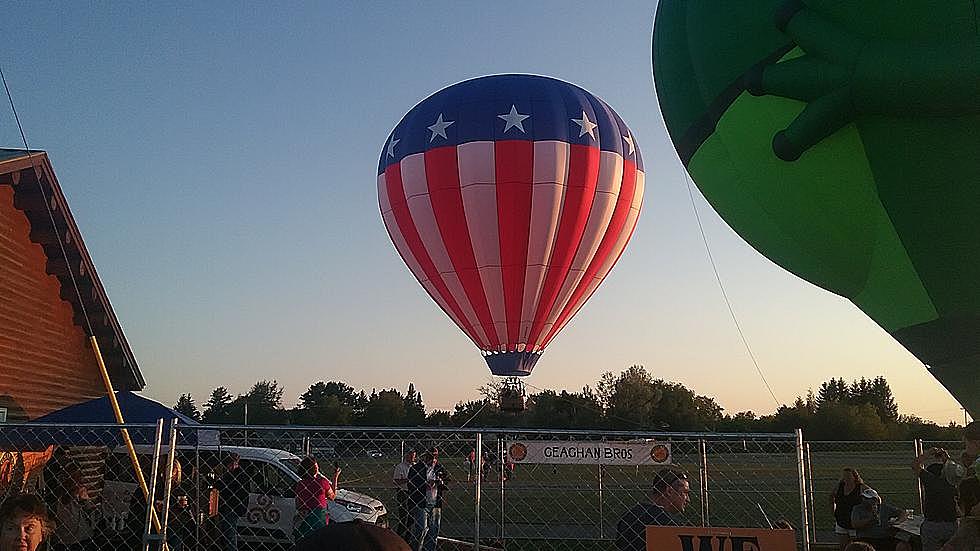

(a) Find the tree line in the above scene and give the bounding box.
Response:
[172,366,964,440]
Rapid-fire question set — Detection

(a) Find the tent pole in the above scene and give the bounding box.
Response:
[89,335,164,538]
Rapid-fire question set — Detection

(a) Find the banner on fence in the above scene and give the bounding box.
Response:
[506,440,671,465]
[646,526,796,551]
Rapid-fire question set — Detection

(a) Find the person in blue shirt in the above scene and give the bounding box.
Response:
[617,469,691,551]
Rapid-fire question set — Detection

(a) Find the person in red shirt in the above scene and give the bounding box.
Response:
[294,456,340,541]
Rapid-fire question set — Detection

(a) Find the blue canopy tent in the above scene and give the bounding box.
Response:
[0,391,219,449]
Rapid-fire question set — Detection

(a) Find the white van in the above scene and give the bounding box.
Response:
[102,445,388,545]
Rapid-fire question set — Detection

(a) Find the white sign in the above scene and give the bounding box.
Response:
[506,440,672,466]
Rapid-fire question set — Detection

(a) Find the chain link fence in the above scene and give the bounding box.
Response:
[0,422,813,550]
[803,439,963,546]
[7,422,967,550]
[0,421,176,550]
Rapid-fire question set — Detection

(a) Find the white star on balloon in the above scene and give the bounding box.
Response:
[572,111,598,139]
[622,132,635,156]
[386,137,400,157]
[498,105,530,133]
[427,114,455,142]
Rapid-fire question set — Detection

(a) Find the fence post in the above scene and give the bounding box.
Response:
[194,428,202,551]
[805,442,816,544]
[795,429,811,551]
[143,419,164,551]
[474,432,482,551]
[499,437,505,543]
[699,439,709,526]
[160,421,178,550]
[914,439,924,513]
[598,464,604,538]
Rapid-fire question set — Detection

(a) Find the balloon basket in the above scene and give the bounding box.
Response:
[498,377,527,413]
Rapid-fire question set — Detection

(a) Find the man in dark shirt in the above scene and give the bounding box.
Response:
[915,447,959,551]
[617,468,691,551]
[407,448,448,551]
[214,453,251,551]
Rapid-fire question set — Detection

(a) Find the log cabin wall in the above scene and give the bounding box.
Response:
[0,184,107,421]
[0,150,143,422]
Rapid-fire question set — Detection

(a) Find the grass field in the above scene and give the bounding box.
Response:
[213,430,956,549]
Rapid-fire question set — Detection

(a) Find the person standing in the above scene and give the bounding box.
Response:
[392,450,416,539]
[915,447,960,551]
[945,422,980,485]
[214,453,250,551]
[294,457,340,541]
[466,448,475,483]
[408,448,448,551]
[962,422,980,476]
[616,469,691,551]
[51,470,95,551]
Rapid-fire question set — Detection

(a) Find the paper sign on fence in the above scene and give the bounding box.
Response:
[506,440,671,465]
[646,526,797,551]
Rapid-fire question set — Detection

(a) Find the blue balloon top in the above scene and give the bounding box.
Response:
[379,74,642,174]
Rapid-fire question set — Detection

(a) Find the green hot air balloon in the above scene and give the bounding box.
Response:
[653,0,980,417]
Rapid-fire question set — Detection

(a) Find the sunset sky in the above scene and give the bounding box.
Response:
[1,1,968,424]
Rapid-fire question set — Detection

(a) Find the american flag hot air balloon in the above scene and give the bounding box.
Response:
[378,74,644,381]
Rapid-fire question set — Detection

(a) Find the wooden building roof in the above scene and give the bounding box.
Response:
[0,148,144,391]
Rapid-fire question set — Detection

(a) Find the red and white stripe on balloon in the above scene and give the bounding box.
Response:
[377,75,644,375]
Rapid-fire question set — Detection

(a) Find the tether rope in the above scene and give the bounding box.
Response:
[0,62,96,337]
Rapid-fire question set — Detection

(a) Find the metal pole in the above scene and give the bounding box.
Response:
[805,442,816,544]
[144,419,164,551]
[598,464,604,539]
[699,439,709,526]
[90,336,162,534]
[915,439,924,513]
[160,421,178,550]
[474,433,482,551]
[243,403,248,446]
[499,437,505,544]
[795,429,811,551]
[195,429,201,551]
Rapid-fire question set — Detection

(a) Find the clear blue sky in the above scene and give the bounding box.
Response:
[1,1,967,424]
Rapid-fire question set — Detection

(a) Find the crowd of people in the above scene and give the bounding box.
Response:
[1,421,978,551]
[612,421,980,551]
[0,449,407,551]
[829,421,979,551]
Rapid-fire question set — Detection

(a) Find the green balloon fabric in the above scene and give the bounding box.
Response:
[653,0,980,417]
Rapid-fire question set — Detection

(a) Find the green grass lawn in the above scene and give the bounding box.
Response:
[207,430,949,550]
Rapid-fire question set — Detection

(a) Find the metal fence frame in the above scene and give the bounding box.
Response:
[5,421,962,550]
[165,424,804,550]
[802,439,962,546]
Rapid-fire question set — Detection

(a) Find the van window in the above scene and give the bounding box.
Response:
[261,462,294,498]
[238,459,294,498]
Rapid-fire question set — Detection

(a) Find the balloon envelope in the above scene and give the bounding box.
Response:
[378,75,644,377]
[653,1,980,416]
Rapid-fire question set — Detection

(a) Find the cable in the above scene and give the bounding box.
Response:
[0,62,96,337]
[457,400,490,429]
[682,170,781,407]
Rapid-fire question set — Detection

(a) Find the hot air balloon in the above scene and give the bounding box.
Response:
[653,1,980,417]
[378,75,644,409]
